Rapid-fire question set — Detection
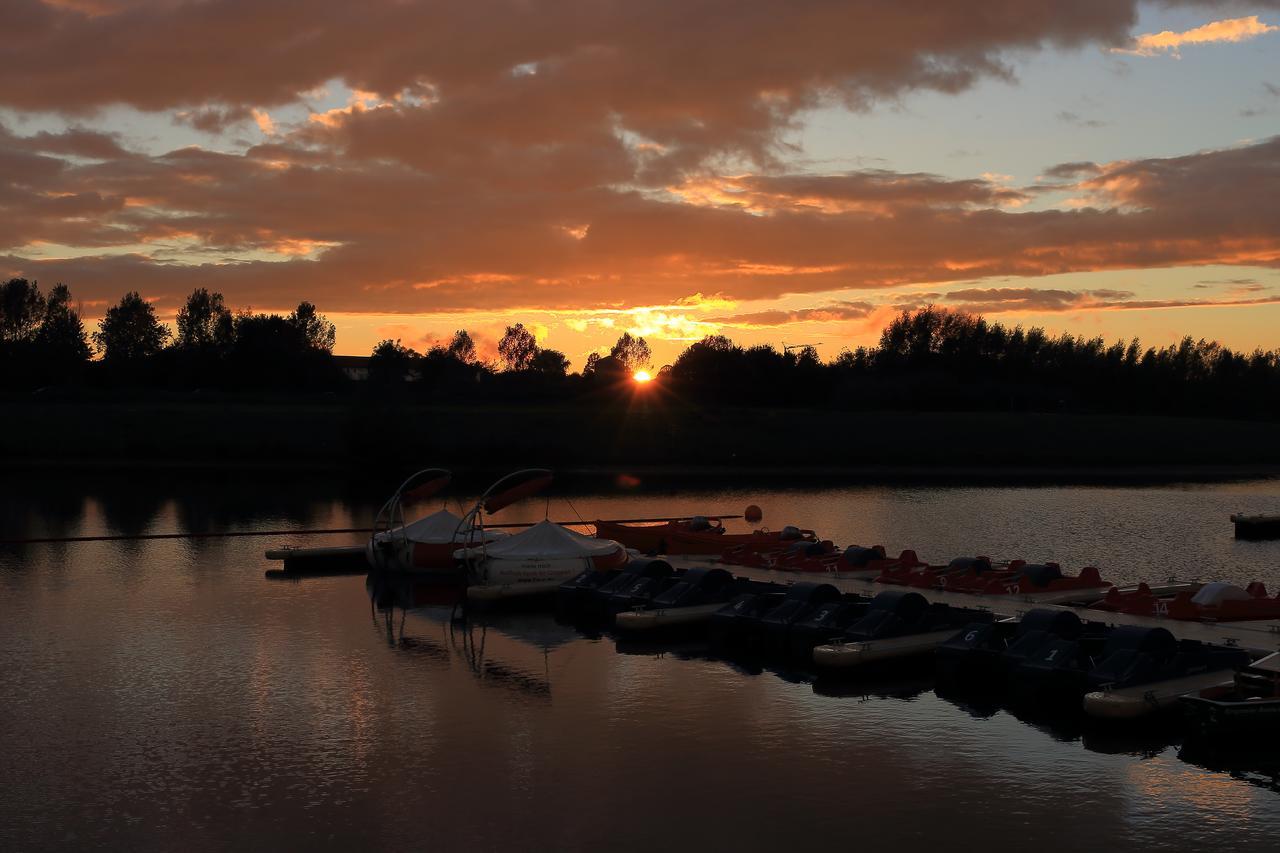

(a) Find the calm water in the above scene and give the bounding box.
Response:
[4,472,1280,852]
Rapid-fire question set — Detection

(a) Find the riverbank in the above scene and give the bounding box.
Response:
[4,396,1279,475]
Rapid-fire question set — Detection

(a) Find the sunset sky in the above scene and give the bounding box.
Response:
[1,1,1278,367]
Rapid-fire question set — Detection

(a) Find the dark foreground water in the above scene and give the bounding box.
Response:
[3,472,1280,852]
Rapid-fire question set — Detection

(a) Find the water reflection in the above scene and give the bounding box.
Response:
[367,572,577,699]
[4,473,1280,852]
[1180,741,1280,795]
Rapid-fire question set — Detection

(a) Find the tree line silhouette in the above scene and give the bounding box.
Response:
[2,278,1277,418]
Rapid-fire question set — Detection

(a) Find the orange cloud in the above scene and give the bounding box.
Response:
[938,286,1280,314]
[2,1,1280,350]
[1118,16,1278,57]
[4,130,1279,317]
[711,301,876,328]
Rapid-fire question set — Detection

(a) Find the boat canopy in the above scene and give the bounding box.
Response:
[462,519,620,559]
[376,508,504,544]
[1190,581,1253,607]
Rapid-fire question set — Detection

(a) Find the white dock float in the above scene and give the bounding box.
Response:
[614,603,723,631]
[265,543,366,562]
[812,630,960,669]
[1083,670,1236,719]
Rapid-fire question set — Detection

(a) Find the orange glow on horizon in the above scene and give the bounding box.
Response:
[633,369,653,383]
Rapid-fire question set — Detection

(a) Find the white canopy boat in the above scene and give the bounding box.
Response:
[462,519,630,600]
[456,469,628,600]
[366,468,506,574]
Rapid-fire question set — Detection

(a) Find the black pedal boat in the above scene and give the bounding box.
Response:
[708,582,840,653]
[1012,624,1251,713]
[612,569,785,633]
[811,591,995,670]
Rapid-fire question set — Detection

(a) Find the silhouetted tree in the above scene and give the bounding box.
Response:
[369,338,420,384]
[670,334,743,390]
[35,284,91,372]
[609,332,651,372]
[446,329,477,364]
[0,278,46,345]
[175,288,234,352]
[498,323,538,371]
[584,353,630,384]
[4,281,1279,417]
[529,347,570,377]
[225,308,339,388]
[94,291,170,362]
[0,281,90,386]
[288,301,336,353]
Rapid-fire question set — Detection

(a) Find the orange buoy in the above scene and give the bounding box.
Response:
[744,504,763,524]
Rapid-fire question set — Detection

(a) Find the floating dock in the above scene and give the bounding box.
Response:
[665,557,1280,655]
[1232,513,1280,540]
[264,543,368,578]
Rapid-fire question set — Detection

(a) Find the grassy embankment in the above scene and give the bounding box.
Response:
[3,393,1278,476]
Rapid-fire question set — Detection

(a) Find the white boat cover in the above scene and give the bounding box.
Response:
[462,519,619,559]
[1190,581,1252,607]
[375,508,504,544]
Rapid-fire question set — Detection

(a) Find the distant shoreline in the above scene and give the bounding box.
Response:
[4,396,1280,486]
[3,458,1279,486]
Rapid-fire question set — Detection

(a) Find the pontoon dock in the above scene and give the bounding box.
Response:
[664,557,1280,655]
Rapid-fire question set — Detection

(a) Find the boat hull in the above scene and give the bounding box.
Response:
[593,520,728,554]
[366,539,468,574]
[469,551,628,599]
[1181,695,1280,737]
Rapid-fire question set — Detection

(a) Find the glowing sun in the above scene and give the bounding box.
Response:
[632,369,653,383]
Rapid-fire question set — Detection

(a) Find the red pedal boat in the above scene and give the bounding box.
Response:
[771,540,839,572]
[595,518,815,556]
[718,526,820,566]
[833,546,923,577]
[1092,582,1165,616]
[1090,582,1203,617]
[876,555,996,588]
[1166,582,1280,622]
[772,544,923,575]
[973,563,1111,599]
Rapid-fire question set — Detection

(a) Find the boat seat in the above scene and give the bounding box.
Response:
[1016,609,1083,640]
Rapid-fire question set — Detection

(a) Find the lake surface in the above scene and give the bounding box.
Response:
[4,471,1280,852]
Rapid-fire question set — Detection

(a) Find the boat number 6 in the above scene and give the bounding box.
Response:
[964,631,978,642]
